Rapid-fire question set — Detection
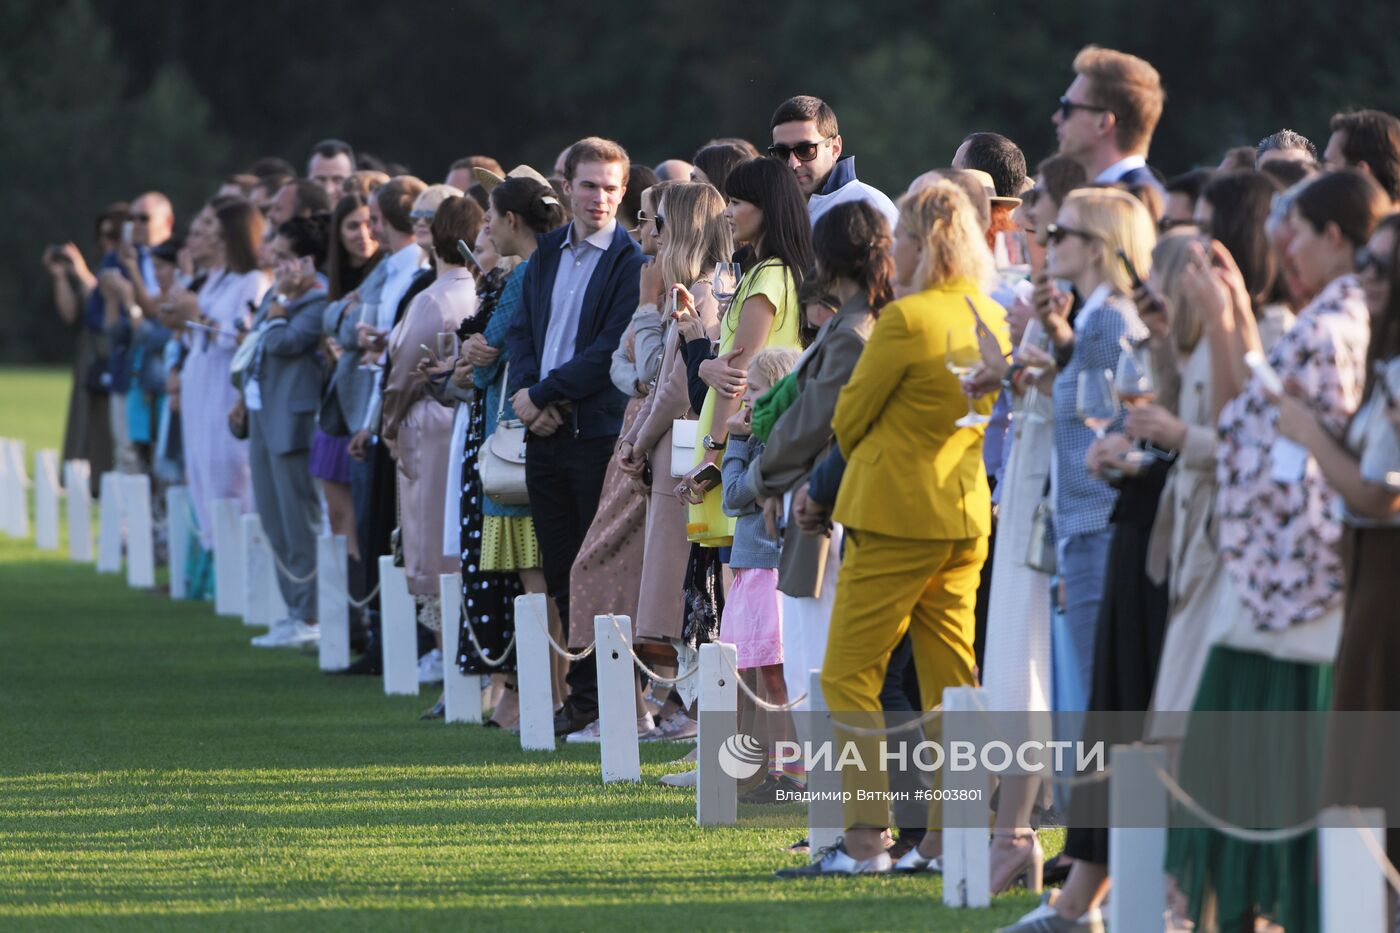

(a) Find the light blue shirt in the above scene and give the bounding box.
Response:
[540,220,614,380]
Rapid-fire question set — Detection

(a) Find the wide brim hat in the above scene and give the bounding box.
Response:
[474,164,551,193]
[962,168,1022,208]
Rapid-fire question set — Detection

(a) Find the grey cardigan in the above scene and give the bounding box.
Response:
[721,434,781,570]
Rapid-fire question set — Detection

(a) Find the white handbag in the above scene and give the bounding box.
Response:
[478,364,530,505]
[670,419,698,477]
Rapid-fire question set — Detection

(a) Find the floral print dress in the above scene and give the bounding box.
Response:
[1215,274,1371,630]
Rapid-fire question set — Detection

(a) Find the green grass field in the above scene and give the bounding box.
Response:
[0,367,1047,931]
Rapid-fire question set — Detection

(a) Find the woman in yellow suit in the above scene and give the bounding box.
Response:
[779,179,1009,877]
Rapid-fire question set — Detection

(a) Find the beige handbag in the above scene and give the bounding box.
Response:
[670,419,698,477]
[478,364,529,505]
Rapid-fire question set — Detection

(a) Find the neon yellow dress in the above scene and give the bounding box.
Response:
[687,259,802,546]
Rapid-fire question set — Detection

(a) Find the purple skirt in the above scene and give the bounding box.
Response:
[308,429,352,484]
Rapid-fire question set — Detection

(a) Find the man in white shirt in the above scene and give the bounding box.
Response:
[1052,46,1165,194]
[768,95,898,228]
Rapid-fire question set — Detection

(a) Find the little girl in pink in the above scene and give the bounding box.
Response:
[720,348,800,791]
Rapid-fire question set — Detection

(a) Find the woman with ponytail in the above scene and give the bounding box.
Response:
[451,172,566,729]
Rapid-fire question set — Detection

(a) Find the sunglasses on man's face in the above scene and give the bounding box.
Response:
[129,213,151,223]
[767,137,833,163]
[1057,96,1113,121]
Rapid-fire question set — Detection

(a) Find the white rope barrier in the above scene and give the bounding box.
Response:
[532,609,595,661]
[267,546,317,584]
[1152,765,1321,843]
[716,646,808,712]
[459,600,516,669]
[605,614,697,686]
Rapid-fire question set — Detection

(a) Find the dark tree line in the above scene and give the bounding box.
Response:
[5,0,1399,363]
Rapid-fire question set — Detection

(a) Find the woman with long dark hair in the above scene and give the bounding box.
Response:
[312,193,382,563]
[179,198,269,553]
[678,157,813,546]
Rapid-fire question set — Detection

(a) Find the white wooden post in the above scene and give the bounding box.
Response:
[242,514,286,628]
[1320,807,1387,933]
[212,498,245,617]
[697,641,739,827]
[941,686,990,908]
[440,573,483,724]
[1108,744,1169,933]
[806,669,841,856]
[317,535,350,671]
[513,593,555,751]
[96,471,124,573]
[34,450,60,551]
[594,614,641,784]
[378,556,418,696]
[65,460,93,562]
[2,439,28,538]
[121,474,155,588]
[165,486,190,599]
[0,439,13,536]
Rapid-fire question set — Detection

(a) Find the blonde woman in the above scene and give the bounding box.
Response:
[778,179,1009,877]
[618,182,731,738]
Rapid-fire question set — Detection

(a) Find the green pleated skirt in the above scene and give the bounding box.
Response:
[1164,644,1333,933]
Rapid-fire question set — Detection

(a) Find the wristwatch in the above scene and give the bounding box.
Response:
[1001,363,1024,393]
[701,433,725,451]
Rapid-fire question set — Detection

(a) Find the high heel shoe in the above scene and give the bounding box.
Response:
[989,828,1044,894]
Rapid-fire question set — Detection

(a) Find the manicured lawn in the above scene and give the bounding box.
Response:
[0,366,70,457]
[0,366,1047,930]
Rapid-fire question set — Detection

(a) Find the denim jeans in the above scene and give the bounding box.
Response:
[1051,528,1113,714]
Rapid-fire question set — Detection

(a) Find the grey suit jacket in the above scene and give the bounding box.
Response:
[323,259,390,434]
[252,288,329,455]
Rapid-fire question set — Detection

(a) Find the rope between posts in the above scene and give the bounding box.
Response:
[605,614,696,686]
[459,599,516,669]
[533,609,595,661]
[268,546,317,584]
[717,647,808,712]
[1348,808,1400,897]
[1151,765,1321,843]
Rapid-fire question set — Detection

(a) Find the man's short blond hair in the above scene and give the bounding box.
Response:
[1073,45,1165,155]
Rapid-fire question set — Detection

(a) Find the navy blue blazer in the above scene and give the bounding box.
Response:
[1116,164,1165,195]
[505,222,644,439]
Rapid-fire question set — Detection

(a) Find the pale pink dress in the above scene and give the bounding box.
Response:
[180,268,269,547]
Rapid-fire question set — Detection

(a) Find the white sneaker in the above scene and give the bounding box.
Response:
[417,648,444,685]
[251,619,319,649]
[775,839,893,878]
[642,709,698,742]
[659,769,697,787]
[566,714,654,744]
[1015,892,1104,929]
[892,846,942,874]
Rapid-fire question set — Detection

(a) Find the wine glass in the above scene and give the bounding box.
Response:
[713,262,740,306]
[948,331,990,428]
[1015,317,1052,424]
[1076,368,1119,440]
[435,331,460,362]
[1113,338,1161,463]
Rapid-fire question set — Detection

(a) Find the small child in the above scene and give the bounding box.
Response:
[720,347,800,791]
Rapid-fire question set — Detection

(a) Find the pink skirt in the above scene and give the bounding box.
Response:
[720,568,783,669]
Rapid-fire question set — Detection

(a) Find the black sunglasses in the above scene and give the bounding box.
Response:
[1045,222,1097,245]
[635,211,664,234]
[1356,245,1394,279]
[1057,96,1113,121]
[767,137,833,163]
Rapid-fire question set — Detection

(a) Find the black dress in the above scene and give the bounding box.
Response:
[1064,454,1172,863]
[454,268,523,674]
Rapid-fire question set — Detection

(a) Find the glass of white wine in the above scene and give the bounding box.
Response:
[1113,338,1161,463]
[1076,368,1119,439]
[435,331,459,363]
[948,331,990,428]
[713,262,740,307]
[1015,317,1052,424]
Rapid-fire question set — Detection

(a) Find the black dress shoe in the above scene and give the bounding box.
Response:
[1042,852,1072,886]
[552,701,597,736]
[329,650,382,676]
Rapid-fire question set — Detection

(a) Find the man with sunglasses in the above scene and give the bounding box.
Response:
[768,95,897,227]
[1052,46,1165,195]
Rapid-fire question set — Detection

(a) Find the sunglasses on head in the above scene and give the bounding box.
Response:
[1356,245,1394,279]
[1045,222,1097,245]
[767,137,833,163]
[1057,96,1113,121]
